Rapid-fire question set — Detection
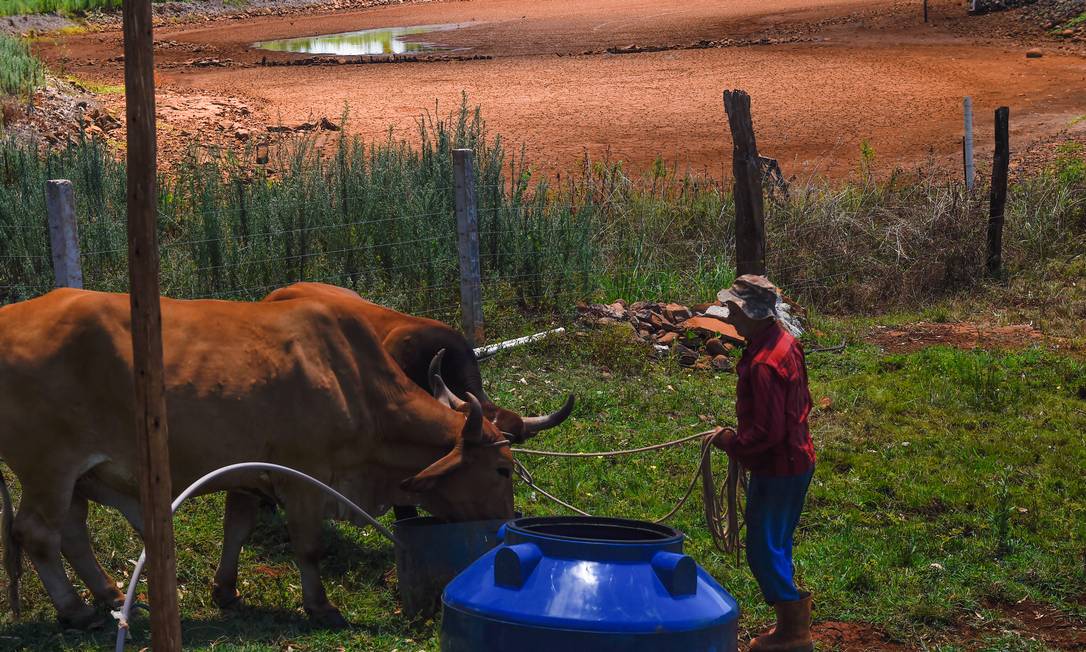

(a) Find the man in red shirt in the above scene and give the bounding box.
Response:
[709,275,816,652]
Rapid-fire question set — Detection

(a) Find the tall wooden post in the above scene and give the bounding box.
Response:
[963,96,975,190]
[453,149,484,346]
[724,90,766,276]
[45,180,83,289]
[987,107,1010,279]
[123,0,182,648]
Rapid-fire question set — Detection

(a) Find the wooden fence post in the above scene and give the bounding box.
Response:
[453,149,484,346]
[723,89,766,276]
[987,106,1010,278]
[45,179,83,289]
[123,0,182,648]
[963,96,975,190]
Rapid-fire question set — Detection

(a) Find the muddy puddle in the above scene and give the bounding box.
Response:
[253,24,461,56]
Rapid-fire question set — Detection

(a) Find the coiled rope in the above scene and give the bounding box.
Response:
[511,428,747,559]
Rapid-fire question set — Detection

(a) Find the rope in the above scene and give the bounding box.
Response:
[512,428,747,557]
[512,430,710,457]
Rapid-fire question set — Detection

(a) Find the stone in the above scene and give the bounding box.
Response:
[656,332,678,345]
[705,337,732,357]
[711,355,732,371]
[675,344,699,367]
[1025,48,1043,58]
[608,301,628,320]
[664,303,692,322]
[681,316,744,344]
[235,128,251,141]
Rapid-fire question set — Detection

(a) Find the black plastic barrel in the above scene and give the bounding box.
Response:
[392,515,509,617]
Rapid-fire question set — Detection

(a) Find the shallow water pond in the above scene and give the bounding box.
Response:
[253,24,460,56]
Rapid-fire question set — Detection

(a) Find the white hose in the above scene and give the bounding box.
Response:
[114,462,402,651]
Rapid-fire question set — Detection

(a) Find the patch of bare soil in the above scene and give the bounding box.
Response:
[31,0,1086,178]
[869,321,1047,353]
[983,597,1086,650]
[812,621,909,651]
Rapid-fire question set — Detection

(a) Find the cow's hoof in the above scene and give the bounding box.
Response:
[58,604,106,631]
[306,604,349,629]
[212,584,243,610]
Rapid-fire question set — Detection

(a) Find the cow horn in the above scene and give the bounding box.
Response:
[429,349,465,410]
[462,392,484,443]
[521,394,576,433]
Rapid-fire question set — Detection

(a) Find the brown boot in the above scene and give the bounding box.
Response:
[749,592,814,652]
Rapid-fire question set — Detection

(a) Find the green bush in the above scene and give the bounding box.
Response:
[0,0,123,16]
[0,34,44,99]
[1,99,1083,315]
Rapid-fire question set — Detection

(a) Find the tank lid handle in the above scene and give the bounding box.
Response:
[494,543,542,589]
[651,551,697,597]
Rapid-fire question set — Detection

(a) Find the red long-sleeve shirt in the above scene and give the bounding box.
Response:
[720,321,816,476]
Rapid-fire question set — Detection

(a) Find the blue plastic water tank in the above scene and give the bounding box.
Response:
[441,516,739,651]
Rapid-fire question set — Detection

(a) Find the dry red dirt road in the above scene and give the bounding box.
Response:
[39,0,1086,178]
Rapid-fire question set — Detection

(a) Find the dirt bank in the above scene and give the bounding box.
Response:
[33,0,1086,177]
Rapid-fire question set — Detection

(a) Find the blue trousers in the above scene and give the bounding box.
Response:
[745,468,814,604]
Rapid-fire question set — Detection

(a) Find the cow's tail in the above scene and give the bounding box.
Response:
[0,465,21,618]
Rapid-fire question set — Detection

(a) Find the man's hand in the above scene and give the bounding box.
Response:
[710,426,736,451]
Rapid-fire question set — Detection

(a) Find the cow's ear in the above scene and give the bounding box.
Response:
[400,439,465,493]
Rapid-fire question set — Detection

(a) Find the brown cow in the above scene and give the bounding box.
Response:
[0,289,513,629]
[209,282,574,609]
[262,283,575,442]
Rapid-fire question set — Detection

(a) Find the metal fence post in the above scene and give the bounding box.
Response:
[453,149,484,346]
[963,96,975,190]
[45,179,83,289]
[724,89,766,277]
[987,106,1010,278]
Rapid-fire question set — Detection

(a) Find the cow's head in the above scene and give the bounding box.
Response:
[429,349,575,444]
[399,390,515,521]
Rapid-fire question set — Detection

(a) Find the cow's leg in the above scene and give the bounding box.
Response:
[14,492,100,629]
[283,491,346,628]
[212,490,260,610]
[60,494,124,609]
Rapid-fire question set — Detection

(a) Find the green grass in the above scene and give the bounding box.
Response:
[63,75,123,95]
[0,97,1083,647]
[0,35,44,100]
[0,315,1083,650]
[1062,12,1086,29]
[0,0,121,16]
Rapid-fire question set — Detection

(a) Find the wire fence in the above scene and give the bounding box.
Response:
[3,99,1083,324]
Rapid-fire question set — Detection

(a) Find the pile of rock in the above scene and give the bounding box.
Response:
[577,300,746,371]
[971,0,1086,42]
[1,76,121,149]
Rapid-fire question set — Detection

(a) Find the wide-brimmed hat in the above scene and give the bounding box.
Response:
[716,275,779,321]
